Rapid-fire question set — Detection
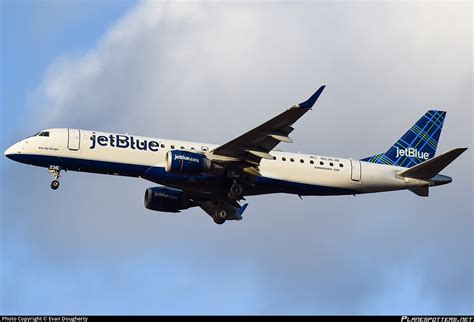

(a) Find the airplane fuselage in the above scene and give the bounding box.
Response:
[5,128,438,197]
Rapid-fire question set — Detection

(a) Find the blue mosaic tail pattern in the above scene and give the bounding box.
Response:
[361,110,446,168]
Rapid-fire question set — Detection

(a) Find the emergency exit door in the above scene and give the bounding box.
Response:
[350,159,361,182]
[68,129,80,151]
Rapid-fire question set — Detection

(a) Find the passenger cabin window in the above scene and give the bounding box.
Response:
[300,159,304,163]
[181,146,185,150]
[282,157,286,161]
[320,161,324,165]
[290,158,294,162]
[171,145,175,149]
[273,156,277,160]
[310,160,314,165]
[160,144,165,148]
[39,131,50,137]
[330,162,334,167]
[339,163,344,168]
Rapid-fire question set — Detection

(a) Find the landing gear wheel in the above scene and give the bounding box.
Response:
[213,208,228,225]
[228,183,244,200]
[48,166,61,190]
[51,180,60,190]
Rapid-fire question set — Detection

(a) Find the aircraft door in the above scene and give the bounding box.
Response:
[68,129,81,151]
[350,159,361,181]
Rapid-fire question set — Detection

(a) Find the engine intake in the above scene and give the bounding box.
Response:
[165,150,211,175]
[144,187,194,212]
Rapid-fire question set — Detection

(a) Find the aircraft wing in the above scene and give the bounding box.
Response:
[210,86,325,173]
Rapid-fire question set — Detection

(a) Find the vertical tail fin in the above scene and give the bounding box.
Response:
[361,110,446,167]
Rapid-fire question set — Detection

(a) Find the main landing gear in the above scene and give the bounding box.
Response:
[48,166,61,190]
[213,208,228,225]
[228,181,244,200]
[215,181,243,225]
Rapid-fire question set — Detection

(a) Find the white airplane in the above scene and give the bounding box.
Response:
[4,86,467,224]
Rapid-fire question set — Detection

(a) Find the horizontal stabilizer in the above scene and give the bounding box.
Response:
[409,186,429,197]
[400,148,468,180]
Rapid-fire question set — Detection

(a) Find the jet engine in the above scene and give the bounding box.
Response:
[144,187,195,212]
[165,150,211,175]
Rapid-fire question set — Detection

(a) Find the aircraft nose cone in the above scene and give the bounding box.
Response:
[4,145,14,158]
[4,143,20,160]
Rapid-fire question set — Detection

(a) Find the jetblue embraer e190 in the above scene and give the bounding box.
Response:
[4,86,467,224]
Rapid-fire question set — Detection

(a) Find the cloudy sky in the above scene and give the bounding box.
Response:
[1,0,472,315]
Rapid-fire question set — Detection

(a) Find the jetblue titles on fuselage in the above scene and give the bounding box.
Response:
[90,133,160,152]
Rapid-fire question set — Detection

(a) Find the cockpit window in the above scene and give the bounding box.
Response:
[38,131,50,137]
[29,132,41,137]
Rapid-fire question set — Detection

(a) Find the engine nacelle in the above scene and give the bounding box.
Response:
[144,187,194,212]
[165,150,211,175]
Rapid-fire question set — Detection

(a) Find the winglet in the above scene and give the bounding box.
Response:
[298,85,326,108]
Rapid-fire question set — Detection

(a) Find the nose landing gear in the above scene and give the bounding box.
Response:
[48,166,61,190]
[51,180,60,190]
